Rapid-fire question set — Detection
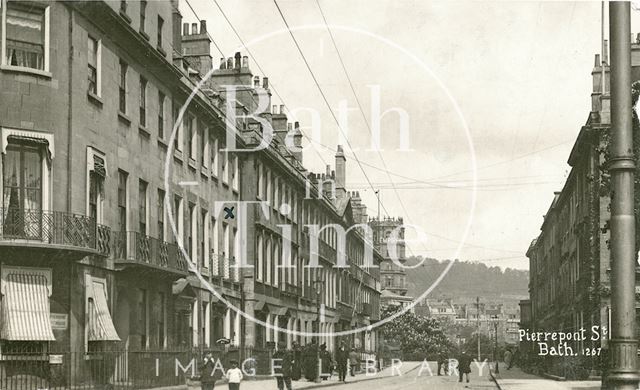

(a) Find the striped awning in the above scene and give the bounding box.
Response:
[1,272,55,341]
[88,280,120,341]
[1,128,55,158]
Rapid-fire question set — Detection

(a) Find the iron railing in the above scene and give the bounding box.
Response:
[0,347,277,390]
[0,208,110,256]
[112,231,188,273]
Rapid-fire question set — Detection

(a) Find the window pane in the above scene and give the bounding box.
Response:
[6,3,45,70]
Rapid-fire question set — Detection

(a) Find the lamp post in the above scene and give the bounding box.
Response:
[313,279,324,383]
[608,3,639,389]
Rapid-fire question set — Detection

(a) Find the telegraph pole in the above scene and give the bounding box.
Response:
[608,2,639,389]
[476,296,481,362]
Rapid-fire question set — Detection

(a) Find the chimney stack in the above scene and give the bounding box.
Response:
[191,23,198,35]
[234,52,241,69]
[292,122,303,163]
[335,145,346,199]
[200,20,207,34]
[172,4,183,55]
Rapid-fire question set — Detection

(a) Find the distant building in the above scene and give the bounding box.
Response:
[371,217,414,309]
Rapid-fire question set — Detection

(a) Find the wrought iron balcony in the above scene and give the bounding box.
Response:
[0,208,110,259]
[112,231,188,276]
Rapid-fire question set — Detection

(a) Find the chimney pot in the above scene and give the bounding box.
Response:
[183,23,189,36]
[287,123,292,131]
[234,52,241,69]
[200,20,207,34]
[191,23,198,35]
[604,39,609,64]
[595,54,600,67]
[254,76,260,87]
[294,121,300,130]
[227,57,233,69]
[220,57,226,69]
[272,105,277,114]
[262,77,269,89]
[242,56,249,68]
[326,165,331,176]
[637,33,640,44]
[280,104,285,114]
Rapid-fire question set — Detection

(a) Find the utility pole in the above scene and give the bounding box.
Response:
[608,2,639,389]
[476,296,481,362]
[375,190,380,222]
[493,320,499,374]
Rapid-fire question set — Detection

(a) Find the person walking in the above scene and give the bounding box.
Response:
[504,349,513,370]
[225,360,243,390]
[437,350,448,376]
[319,343,333,380]
[335,341,349,382]
[291,341,302,381]
[200,352,221,390]
[457,351,472,383]
[273,342,293,390]
[348,348,359,377]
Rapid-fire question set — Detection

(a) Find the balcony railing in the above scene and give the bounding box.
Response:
[0,208,110,256]
[112,231,188,274]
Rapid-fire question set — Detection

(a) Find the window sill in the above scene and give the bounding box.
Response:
[140,30,150,41]
[188,158,197,171]
[119,10,132,23]
[118,111,131,126]
[173,150,184,164]
[157,46,167,57]
[200,167,209,179]
[222,181,229,189]
[158,138,168,150]
[0,65,52,79]
[87,91,103,108]
[138,125,151,138]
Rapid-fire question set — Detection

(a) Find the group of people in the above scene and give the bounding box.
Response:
[198,340,364,390]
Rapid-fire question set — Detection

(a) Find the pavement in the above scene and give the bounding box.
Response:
[489,365,601,390]
[185,361,497,390]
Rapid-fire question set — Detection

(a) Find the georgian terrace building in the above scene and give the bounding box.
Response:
[0,1,382,386]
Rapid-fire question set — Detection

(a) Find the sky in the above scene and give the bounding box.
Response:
[179,0,640,270]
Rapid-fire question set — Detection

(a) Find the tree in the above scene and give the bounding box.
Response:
[379,306,453,361]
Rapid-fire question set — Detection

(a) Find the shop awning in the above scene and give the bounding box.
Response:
[254,301,289,316]
[1,272,55,341]
[88,280,120,341]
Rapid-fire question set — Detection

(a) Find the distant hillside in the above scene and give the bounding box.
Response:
[404,257,529,300]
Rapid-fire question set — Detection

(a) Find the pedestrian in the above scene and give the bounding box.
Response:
[273,342,293,390]
[348,348,359,377]
[319,343,333,380]
[291,341,302,381]
[335,341,349,382]
[504,349,513,370]
[225,360,243,390]
[200,351,221,390]
[457,351,471,383]
[437,350,448,376]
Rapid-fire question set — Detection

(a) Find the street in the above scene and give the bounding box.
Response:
[212,362,498,390]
